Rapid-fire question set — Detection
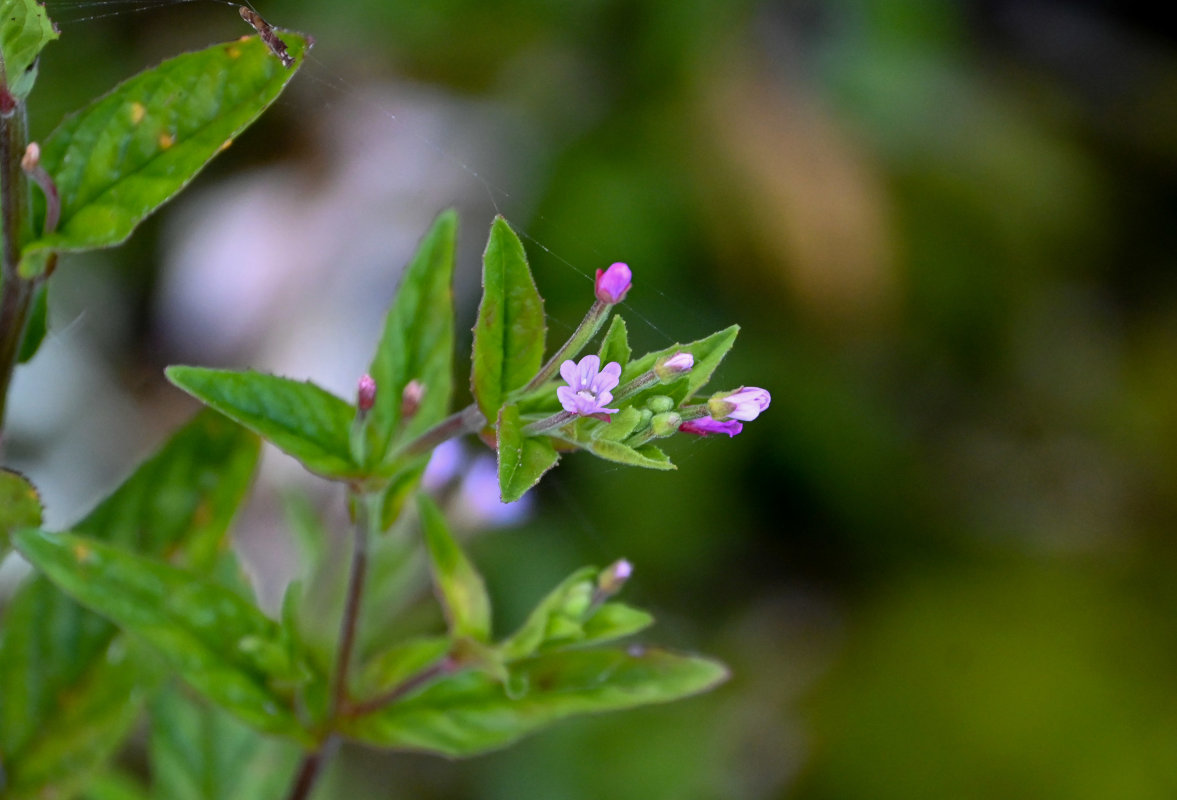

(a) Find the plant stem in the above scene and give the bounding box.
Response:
[329,491,379,718]
[285,490,380,800]
[285,736,339,800]
[342,657,454,718]
[0,87,33,435]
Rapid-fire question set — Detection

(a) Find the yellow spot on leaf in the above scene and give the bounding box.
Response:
[72,542,92,562]
[130,102,146,125]
[220,139,233,152]
[228,42,244,56]
[159,132,175,150]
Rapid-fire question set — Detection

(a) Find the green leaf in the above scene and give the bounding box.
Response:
[368,209,456,461]
[581,602,656,645]
[418,494,492,642]
[16,282,48,363]
[622,325,740,401]
[0,467,40,556]
[166,366,360,481]
[341,646,728,757]
[81,770,152,800]
[149,685,298,800]
[0,581,156,800]
[496,404,559,503]
[0,0,59,99]
[586,439,676,470]
[77,408,260,566]
[20,34,309,275]
[13,529,313,744]
[499,568,595,661]
[471,216,546,420]
[0,411,259,797]
[597,315,631,369]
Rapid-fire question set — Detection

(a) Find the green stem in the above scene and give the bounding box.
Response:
[0,90,33,437]
[522,299,611,394]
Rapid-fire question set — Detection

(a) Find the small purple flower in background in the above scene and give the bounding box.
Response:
[709,387,771,422]
[595,262,632,305]
[557,355,622,417]
[681,417,744,437]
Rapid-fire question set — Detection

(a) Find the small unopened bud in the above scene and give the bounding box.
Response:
[401,379,424,418]
[654,352,693,382]
[21,142,40,172]
[646,394,674,414]
[357,374,377,412]
[649,411,681,437]
[594,262,632,305]
[596,558,634,599]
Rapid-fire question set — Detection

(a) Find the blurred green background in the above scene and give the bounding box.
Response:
[10,0,1177,797]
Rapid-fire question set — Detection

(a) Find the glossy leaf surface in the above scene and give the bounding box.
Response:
[471,216,545,420]
[0,0,59,98]
[0,411,259,797]
[341,646,727,757]
[21,34,309,274]
[150,685,298,800]
[166,367,359,481]
[367,209,456,461]
[497,404,559,502]
[13,529,312,743]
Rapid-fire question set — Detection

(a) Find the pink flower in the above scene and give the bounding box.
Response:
[595,262,632,304]
[709,387,771,422]
[557,355,622,416]
[680,417,743,437]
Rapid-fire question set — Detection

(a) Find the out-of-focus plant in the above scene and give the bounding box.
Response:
[0,3,768,798]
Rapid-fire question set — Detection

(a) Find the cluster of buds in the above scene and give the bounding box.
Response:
[537,261,770,441]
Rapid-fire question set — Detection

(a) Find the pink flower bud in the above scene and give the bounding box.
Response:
[401,379,424,418]
[654,352,693,382]
[595,262,632,304]
[357,374,377,412]
[708,387,771,422]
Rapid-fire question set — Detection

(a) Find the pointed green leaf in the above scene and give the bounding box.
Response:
[0,467,40,557]
[368,210,456,460]
[471,216,545,420]
[581,602,655,644]
[19,34,309,275]
[622,325,740,401]
[586,439,675,470]
[0,0,59,99]
[418,494,492,642]
[166,366,360,480]
[597,315,631,369]
[13,529,313,743]
[0,411,259,796]
[499,567,595,660]
[149,685,298,800]
[497,404,559,503]
[341,646,728,757]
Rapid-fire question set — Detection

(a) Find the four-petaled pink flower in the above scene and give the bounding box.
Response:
[709,387,771,422]
[595,262,632,305]
[681,417,744,437]
[557,355,622,417]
